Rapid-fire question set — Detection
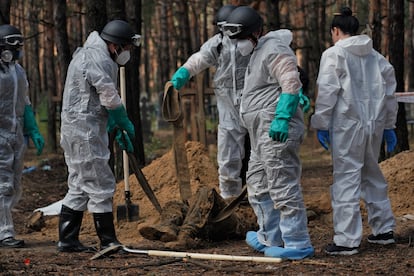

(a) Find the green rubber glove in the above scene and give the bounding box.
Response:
[269,93,299,142]
[24,105,45,155]
[299,88,310,113]
[115,129,134,152]
[171,67,190,90]
[107,112,116,133]
[106,105,135,141]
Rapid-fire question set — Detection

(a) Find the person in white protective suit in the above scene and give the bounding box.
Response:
[311,7,398,256]
[169,4,251,199]
[58,20,141,253]
[0,24,45,248]
[222,6,313,260]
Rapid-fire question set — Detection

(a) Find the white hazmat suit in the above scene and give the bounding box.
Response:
[311,34,397,247]
[0,63,30,241]
[60,31,122,213]
[182,33,250,199]
[240,30,312,250]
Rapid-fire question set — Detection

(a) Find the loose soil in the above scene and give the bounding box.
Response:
[1,131,413,275]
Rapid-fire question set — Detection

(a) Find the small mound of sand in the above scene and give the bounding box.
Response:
[380,150,414,216]
[113,141,219,218]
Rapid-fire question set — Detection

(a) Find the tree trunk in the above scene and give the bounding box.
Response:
[85,0,107,33]
[389,0,408,152]
[44,0,58,152]
[407,2,414,91]
[106,0,125,19]
[26,0,42,114]
[369,0,382,51]
[159,1,170,85]
[53,0,71,104]
[125,0,146,165]
[0,0,10,24]
[266,0,280,31]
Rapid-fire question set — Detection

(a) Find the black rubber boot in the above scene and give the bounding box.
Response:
[93,212,122,250]
[57,205,93,252]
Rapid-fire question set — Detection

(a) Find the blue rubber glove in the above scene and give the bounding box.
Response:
[24,105,45,155]
[383,129,397,153]
[317,130,330,150]
[299,88,310,113]
[171,67,190,90]
[269,93,299,142]
[106,105,135,141]
[115,129,134,152]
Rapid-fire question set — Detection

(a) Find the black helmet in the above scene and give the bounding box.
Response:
[222,6,263,39]
[0,24,23,48]
[100,20,141,46]
[214,5,236,26]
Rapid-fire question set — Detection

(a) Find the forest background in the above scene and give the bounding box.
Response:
[1,0,414,170]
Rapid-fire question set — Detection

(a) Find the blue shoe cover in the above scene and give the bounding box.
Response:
[264,246,314,260]
[245,231,266,252]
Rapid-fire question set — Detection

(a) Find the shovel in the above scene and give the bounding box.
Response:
[116,66,139,222]
[90,244,282,262]
[211,185,247,223]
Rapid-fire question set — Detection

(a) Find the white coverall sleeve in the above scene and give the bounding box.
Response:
[16,64,31,105]
[182,34,221,77]
[310,50,342,130]
[86,61,122,109]
[378,55,398,129]
[268,50,301,95]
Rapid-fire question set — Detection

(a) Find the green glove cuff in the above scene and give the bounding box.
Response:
[24,105,45,155]
[298,88,310,113]
[275,92,300,120]
[24,105,39,135]
[171,67,190,90]
[106,105,135,140]
[269,93,299,142]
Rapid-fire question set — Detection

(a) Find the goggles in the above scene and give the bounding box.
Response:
[216,21,226,27]
[216,21,226,32]
[131,34,141,47]
[222,23,243,37]
[2,34,24,46]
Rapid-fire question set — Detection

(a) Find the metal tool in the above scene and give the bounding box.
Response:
[211,185,247,223]
[116,66,139,222]
[126,149,162,214]
[90,244,282,263]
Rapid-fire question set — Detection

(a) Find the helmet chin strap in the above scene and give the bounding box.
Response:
[248,27,263,47]
[247,34,258,47]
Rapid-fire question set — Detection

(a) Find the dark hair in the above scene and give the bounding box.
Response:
[331,7,359,35]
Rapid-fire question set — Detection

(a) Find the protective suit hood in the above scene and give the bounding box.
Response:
[335,35,372,56]
[256,29,292,50]
[74,31,110,58]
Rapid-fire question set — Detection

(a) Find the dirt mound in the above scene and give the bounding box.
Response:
[113,140,219,218]
[380,150,414,216]
[35,141,221,242]
[13,138,414,275]
[30,142,414,244]
[303,149,414,218]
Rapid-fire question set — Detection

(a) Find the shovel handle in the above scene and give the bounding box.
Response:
[119,67,131,193]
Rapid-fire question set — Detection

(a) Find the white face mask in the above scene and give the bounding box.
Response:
[115,50,130,65]
[237,39,254,56]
